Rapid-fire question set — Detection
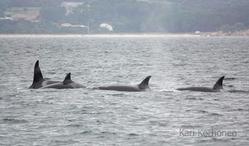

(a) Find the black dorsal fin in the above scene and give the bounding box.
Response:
[213,76,225,90]
[63,73,73,84]
[138,76,151,89]
[33,60,43,83]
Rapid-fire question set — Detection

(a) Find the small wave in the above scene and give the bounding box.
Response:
[229,108,245,112]
[128,133,139,136]
[209,112,223,117]
[224,77,236,81]
[195,110,223,117]
[185,97,204,100]
[185,97,197,100]
[180,125,202,129]
[149,120,168,127]
[5,93,19,98]
[80,130,93,134]
[242,60,249,63]
[172,63,187,67]
[2,118,28,124]
[185,109,191,112]
[51,139,78,145]
[236,108,244,111]
[186,109,209,114]
[197,110,209,114]
[224,84,234,87]
[109,93,125,97]
[159,89,175,93]
[66,124,82,128]
[100,131,117,136]
[230,90,249,93]
[198,137,229,143]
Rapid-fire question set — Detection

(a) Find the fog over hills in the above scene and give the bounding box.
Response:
[0,0,249,34]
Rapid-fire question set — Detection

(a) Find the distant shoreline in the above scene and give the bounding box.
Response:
[0,33,199,38]
[0,31,249,37]
[197,30,249,37]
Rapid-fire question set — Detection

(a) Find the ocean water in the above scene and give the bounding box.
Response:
[0,34,249,146]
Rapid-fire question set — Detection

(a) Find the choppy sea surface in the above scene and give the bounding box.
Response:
[0,34,249,146]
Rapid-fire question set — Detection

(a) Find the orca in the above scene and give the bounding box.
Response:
[42,73,85,89]
[177,76,225,92]
[96,76,151,92]
[29,60,59,89]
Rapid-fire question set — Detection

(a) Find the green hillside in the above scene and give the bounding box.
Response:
[0,0,248,33]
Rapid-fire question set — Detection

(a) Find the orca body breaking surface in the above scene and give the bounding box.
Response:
[42,73,85,89]
[97,76,151,92]
[177,76,225,92]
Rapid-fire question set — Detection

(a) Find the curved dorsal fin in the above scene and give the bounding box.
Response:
[63,73,73,84]
[33,60,43,83]
[213,76,225,90]
[138,76,151,89]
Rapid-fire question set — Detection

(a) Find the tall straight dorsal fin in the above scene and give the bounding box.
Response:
[33,60,43,83]
[138,76,151,89]
[213,76,225,90]
[63,73,73,84]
